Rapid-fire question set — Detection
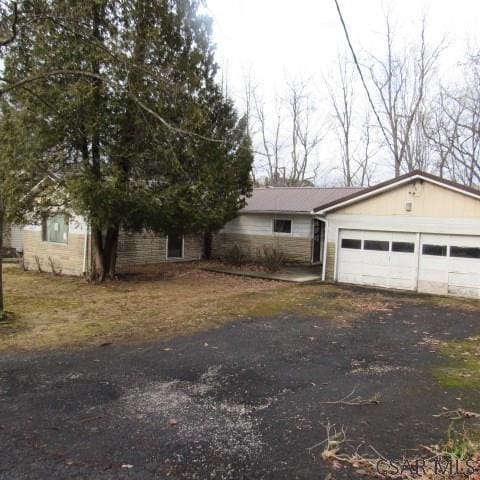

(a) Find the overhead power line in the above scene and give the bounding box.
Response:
[333,0,390,147]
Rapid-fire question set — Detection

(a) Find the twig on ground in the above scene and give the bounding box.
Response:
[433,408,480,420]
[321,386,381,406]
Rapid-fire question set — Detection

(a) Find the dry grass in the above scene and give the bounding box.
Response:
[1,262,477,352]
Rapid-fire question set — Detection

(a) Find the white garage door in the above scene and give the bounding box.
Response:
[337,230,480,298]
[337,230,418,291]
[418,234,480,298]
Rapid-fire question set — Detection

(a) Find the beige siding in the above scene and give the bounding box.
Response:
[335,180,480,218]
[23,230,85,276]
[116,232,203,270]
[212,232,312,264]
[325,242,336,281]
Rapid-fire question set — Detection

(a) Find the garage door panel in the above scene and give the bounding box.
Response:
[338,230,480,299]
[337,229,417,291]
[418,234,480,298]
[448,285,480,298]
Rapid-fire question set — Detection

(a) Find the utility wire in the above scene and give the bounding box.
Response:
[333,0,390,147]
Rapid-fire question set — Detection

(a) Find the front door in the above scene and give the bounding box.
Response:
[312,219,323,263]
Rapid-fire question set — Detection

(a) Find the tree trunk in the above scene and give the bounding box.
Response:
[92,226,120,281]
[0,212,4,319]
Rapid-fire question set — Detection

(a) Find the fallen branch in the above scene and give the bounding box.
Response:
[433,407,480,420]
[321,386,380,406]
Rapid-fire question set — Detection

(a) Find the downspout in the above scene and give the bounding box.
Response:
[82,221,90,275]
[314,215,328,282]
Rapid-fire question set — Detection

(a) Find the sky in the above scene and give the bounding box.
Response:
[205,0,480,184]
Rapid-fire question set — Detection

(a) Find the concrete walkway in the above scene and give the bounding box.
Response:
[202,265,323,283]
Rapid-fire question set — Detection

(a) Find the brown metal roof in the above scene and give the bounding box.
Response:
[314,170,480,212]
[241,186,364,213]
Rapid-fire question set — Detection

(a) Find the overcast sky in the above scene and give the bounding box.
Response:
[207,0,479,97]
[205,0,480,183]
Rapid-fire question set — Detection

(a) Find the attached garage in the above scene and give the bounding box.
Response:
[317,171,480,299]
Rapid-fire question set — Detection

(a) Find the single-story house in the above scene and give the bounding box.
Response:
[214,170,480,299]
[22,170,480,298]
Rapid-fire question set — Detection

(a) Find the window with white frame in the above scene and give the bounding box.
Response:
[273,219,292,234]
[42,214,68,244]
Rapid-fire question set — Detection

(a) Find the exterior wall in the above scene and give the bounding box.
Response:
[23,215,88,276]
[212,214,314,264]
[116,231,203,270]
[325,242,336,281]
[336,180,480,218]
[324,181,480,282]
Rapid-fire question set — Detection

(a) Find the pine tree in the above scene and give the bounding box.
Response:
[0,0,253,281]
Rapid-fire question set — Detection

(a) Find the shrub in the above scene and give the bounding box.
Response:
[223,244,249,266]
[257,246,288,272]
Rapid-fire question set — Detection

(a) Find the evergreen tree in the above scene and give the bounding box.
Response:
[0,0,253,280]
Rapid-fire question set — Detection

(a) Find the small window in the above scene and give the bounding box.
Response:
[341,238,362,249]
[422,244,447,256]
[392,242,415,253]
[273,219,292,234]
[167,234,183,258]
[364,240,389,251]
[42,214,68,243]
[450,246,480,259]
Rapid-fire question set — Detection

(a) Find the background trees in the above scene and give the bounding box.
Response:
[0,0,253,281]
[240,13,479,189]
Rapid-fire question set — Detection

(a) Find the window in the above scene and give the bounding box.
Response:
[422,244,447,256]
[341,238,362,249]
[167,234,183,258]
[42,214,68,243]
[364,240,389,251]
[273,219,292,234]
[392,241,415,253]
[450,246,480,259]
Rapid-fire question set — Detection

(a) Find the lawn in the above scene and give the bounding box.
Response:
[1,261,478,352]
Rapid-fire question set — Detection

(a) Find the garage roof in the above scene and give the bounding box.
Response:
[315,170,480,213]
[241,186,363,213]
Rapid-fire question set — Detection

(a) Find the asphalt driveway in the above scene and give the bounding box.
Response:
[1,286,480,479]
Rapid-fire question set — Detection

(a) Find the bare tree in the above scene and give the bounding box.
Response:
[426,54,480,187]
[368,16,444,176]
[284,78,323,186]
[326,55,375,186]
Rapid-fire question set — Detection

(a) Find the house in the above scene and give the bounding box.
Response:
[214,171,480,299]
[23,216,203,276]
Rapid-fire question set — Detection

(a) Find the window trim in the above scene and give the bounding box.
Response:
[363,239,390,252]
[166,234,184,259]
[422,244,447,257]
[272,218,293,235]
[41,214,69,245]
[449,245,480,259]
[392,241,415,253]
[341,238,362,250]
